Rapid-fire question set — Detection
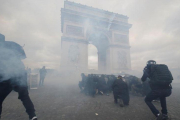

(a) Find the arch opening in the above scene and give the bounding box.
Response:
[88,33,109,73]
[88,44,98,72]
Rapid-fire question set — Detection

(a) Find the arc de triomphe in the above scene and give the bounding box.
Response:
[61,1,132,74]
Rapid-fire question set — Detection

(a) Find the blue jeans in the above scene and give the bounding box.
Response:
[145,89,171,117]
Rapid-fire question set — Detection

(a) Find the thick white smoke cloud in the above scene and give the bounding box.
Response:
[0,0,179,73]
[0,40,26,82]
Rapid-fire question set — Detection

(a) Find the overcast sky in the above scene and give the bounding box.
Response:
[0,0,180,71]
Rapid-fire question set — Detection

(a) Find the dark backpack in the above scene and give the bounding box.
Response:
[149,64,173,84]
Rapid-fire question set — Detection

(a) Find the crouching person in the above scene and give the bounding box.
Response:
[112,75,129,107]
[141,60,173,120]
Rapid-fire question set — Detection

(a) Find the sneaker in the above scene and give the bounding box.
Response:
[118,99,124,107]
[156,113,162,120]
[162,114,168,120]
[30,116,38,120]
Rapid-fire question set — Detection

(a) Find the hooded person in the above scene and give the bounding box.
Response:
[112,75,129,107]
[0,33,37,120]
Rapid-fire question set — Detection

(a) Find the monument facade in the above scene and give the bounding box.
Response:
[61,1,132,74]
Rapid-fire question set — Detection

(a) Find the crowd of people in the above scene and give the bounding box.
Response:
[79,74,114,96]
[0,33,173,120]
[79,66,173,120]
[78,73,152,107]
[78,64,173,120]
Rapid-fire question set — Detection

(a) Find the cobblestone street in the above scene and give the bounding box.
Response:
[1,80,180,120]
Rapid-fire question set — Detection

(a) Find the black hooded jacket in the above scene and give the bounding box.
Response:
[112,78,128,92]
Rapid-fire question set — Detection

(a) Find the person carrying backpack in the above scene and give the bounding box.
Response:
[141,60,173,120]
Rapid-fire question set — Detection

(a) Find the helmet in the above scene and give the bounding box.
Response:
[0,33,5,42]
[147,60,156,65]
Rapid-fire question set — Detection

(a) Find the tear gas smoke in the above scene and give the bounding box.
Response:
[0,33,26,85]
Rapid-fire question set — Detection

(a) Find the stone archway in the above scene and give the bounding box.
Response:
[88,32,109,72]
[60,1,132,74]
